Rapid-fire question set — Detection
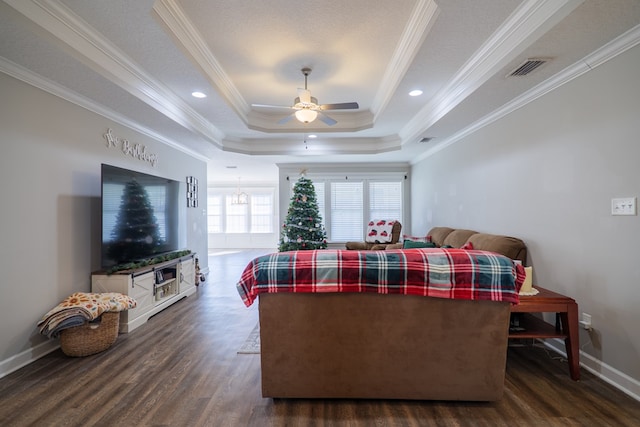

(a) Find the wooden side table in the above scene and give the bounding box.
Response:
[509,286,580,380]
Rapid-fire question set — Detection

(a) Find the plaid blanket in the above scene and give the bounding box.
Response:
[237,248,525,307]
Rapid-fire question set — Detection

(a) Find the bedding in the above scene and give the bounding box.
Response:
[237,248,525,307]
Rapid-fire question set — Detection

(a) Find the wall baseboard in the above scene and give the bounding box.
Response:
[542,339,640,402]
[0,340,60,380]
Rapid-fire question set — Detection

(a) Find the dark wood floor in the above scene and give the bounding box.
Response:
[1,249,639,426]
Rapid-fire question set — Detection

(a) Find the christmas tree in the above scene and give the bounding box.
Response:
[279,175,327,251]
[107,179,163,263]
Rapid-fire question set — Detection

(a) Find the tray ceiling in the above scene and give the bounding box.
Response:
[1,0,639,180]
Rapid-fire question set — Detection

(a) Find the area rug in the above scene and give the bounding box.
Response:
[237,323,260,354]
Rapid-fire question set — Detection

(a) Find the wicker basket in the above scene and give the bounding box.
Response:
[60,312,120,357]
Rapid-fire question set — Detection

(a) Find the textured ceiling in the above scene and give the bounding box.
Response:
[1,0,639,182]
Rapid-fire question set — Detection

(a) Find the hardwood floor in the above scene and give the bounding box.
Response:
[1,249,639,426]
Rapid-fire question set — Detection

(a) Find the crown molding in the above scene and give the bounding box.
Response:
[370,0,439,120]
[152,0,249,120]
[277,162,410,175]
[221,135,402,156]
[400,0,584,145]
[411,23,640,164]
[0,56,212,162]
[3,0,225,146]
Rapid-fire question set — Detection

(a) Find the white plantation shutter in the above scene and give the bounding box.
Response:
[330,182,363,241]
[369,182,402,221]
[313,182,326,228]
[225,195,249,233]
[207,193,223,233]
[250,193,273,233]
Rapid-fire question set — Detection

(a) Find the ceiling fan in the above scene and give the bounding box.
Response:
[251,67,359,126]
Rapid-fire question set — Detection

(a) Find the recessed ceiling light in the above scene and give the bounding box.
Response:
[409,89,423,97]
[308,134,317,138]
[191,91,207,98]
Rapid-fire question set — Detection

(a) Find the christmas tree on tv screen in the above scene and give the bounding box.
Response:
[108,179,163,263]
[279,175,327,251]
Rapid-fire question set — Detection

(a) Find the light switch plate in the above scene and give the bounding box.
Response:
[611,197,637,216]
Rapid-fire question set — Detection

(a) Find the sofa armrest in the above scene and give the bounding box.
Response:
[465,234,527,264]
[385,243,403,250]
[345,242,373,250]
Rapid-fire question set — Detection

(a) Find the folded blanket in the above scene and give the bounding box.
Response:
[38,292,137,338]
[365,219,397,243]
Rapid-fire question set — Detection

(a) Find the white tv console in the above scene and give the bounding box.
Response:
[91,253,196,333]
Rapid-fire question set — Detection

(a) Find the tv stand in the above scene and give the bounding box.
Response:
[91,253,197,333]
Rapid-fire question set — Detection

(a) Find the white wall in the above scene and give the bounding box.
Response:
[0,72,208,377]
[411,44,640,395]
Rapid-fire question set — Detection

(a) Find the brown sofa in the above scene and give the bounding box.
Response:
[258,227,527,401]
[387,226,527,264]
[260,293,511,401]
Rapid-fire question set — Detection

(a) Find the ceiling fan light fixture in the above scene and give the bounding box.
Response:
[254,67,358,126]
[295,109,318,124]
[294,96,318,108]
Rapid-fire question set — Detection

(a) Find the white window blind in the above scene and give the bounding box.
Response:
[369,181,403,221]
[225,195,249,233]
[207,192,222,233]
[251,194,273,233]
[313,182,326,228]
[330,182,363,241]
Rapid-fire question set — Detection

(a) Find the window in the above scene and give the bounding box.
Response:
[369,182,402,221]
[330,182,363,241]
[207,187,274,234]
[286,176,404,242]
[225,196,249,233]
[251,194,273,233]
[207,193,222,233]
[313,182,326,228]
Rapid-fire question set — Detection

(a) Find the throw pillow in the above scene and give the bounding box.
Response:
[403,240,436,249]
[402,234,431,243]
[461,241,474,250]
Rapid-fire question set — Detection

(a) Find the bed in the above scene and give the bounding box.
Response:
[237,248,525,401]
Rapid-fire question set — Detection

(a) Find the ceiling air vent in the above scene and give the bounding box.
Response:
[508,58,550,77]
[419,137,434,143]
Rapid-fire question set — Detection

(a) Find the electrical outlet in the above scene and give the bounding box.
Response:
[580,313,592,330]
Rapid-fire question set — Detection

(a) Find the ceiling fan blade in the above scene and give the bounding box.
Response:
[277,113,295,125]
[297,88,312,104]
[251,103,293,110]
[317,111,337,126]
[320,102,359,110]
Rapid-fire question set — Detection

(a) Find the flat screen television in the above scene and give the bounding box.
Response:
[101,164,181,268]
